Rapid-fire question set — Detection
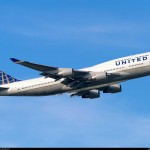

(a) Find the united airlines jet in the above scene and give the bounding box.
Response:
[0,52,149,99]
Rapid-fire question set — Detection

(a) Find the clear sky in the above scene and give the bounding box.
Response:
[0,0,150,148]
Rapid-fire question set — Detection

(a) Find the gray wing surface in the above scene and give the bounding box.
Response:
[10,58,89,80]
[10,58,57,72]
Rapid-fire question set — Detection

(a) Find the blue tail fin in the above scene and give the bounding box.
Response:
[0,71,20,85]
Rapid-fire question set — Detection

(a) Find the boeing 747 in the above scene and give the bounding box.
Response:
[0,52,149,99]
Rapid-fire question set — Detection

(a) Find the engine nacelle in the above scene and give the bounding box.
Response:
[103,84,122,93]
[82,90,100,99]
[90,72,108,81]
[58,68,74,78]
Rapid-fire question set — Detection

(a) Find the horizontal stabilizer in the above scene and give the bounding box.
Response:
[0,87,9,91]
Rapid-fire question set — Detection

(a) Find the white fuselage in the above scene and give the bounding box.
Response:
[0,52,150,96]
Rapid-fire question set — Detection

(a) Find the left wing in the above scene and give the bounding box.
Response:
[10,58,90,80]
[10,58,58,72]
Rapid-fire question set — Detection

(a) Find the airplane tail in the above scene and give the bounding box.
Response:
[0,71,20,85]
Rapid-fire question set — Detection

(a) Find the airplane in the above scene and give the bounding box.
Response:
[0,52,149,99]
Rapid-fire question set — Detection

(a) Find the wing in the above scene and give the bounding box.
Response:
[10,58,58,72]
[10,58,90,80]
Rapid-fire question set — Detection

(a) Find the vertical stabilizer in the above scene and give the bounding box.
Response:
[0,71,20,85]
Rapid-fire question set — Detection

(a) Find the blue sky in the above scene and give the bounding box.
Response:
[0,0,150,147]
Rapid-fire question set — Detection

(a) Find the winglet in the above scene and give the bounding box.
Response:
[10,58,23,64]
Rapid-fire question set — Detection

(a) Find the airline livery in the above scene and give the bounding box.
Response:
[0,52,150,99]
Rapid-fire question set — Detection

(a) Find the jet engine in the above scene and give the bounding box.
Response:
[82,90,100,99]
[103,84,122,93]
[90,72,108,81]
[57,68,74,78]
